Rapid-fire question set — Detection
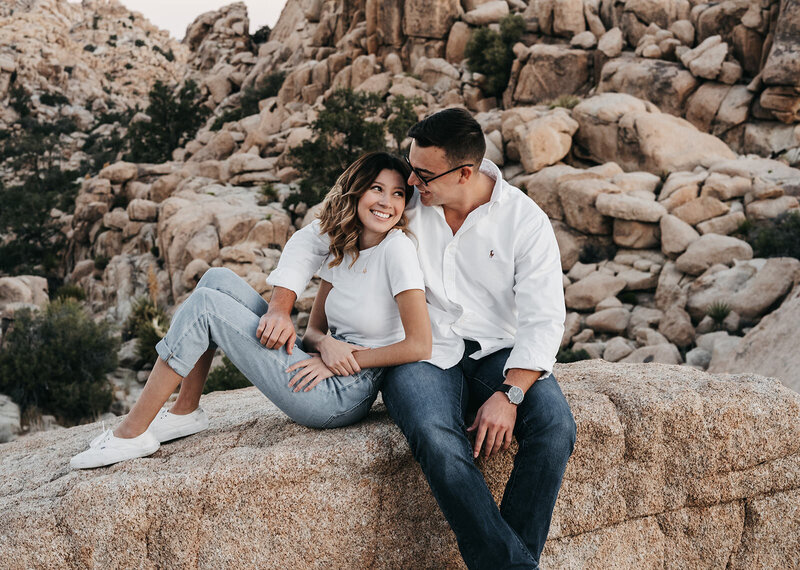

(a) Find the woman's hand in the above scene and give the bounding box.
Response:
[286,354,335,392]
[317,336,367,376]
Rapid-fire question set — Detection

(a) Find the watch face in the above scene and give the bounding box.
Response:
[508,386,524,405]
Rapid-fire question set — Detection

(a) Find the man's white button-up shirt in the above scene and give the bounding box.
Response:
[267,159,566,377]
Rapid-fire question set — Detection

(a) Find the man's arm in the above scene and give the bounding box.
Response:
[469,210,565,458]
[261,220,331,352]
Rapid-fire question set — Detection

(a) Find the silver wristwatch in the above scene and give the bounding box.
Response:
[496,384,524,405]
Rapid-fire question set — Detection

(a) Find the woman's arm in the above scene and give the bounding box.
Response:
[301,279,332,351]
[302,280,366,376]
[287,287,431,391]
[353,289,432,368]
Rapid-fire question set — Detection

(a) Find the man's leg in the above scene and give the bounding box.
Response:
[461,344,576,562]
[382,362,539,569]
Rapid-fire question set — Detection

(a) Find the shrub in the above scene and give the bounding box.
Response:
[735,211,800,260]
[0,300,117,424]
[125,79,209,163]
[548,95,580,110]
[135,39,145,47]
[259,182,279,205]
[579,241,617,264]
[84,44,96,52]
[111,192,129,210]
[202,356,251,394]
[152,45,175,61]
[134,318,167,364]
[40,91,70,107]
[93,255,109,271]
[464,14,526,98]
[251,24,271,44]
[9,86,30,117]
[53,284,86,302]
[706,301,731,329]
[557,348,591,363]
[123,287,169,364]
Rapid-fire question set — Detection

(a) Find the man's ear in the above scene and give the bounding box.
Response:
[459,166,474,183]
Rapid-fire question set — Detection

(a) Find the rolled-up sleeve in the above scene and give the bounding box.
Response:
[266,220,330,297]
[504,213,566,378]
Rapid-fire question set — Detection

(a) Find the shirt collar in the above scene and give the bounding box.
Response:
[479,158,507,208]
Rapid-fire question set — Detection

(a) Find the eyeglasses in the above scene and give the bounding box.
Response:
[404,155,474,187]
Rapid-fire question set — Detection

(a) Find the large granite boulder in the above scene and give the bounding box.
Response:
[512,44,592,105]
[709,284,800,393]
[2,362,799,568]
[597,58,700,116]
[572,93,738,175]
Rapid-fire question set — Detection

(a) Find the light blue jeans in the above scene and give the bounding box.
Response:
[155,268,383,428]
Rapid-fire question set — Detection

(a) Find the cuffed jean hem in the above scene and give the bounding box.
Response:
[155,337,195,377]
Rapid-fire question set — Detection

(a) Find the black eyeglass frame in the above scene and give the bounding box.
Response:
[404,155,474,187]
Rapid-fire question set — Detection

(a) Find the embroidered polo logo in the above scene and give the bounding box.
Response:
[489,250,495,258]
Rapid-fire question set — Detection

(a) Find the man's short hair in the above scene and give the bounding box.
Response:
[407,107,485,167]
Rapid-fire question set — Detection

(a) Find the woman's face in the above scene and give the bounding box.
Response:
[356,168,407,248]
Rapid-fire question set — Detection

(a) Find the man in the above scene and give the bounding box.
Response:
[259,108,575,569]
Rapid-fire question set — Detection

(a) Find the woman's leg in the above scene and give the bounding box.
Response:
[114,357,184,438]
[151,284,378,429]
[114,268,264,437]
[169,347,214,415]
[168,268,270,415]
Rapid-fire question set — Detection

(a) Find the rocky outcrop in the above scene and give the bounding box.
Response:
[1,361,798,568]
[572,93,737,174]
[0,0,185,120]
[708,284,800,393]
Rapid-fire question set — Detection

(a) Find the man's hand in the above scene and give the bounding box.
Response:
[467,392,517,459]
[257,311,296,352]
[318,336,367,376]
[257,286,298,353]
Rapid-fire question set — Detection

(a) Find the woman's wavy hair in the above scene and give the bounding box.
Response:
[318,151,412,268]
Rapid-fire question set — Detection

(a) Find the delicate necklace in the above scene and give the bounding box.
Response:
[357,232,389,274]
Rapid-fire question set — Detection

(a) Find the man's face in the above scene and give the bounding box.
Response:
[406,141,467,208]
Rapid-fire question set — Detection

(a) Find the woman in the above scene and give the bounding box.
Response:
[71,152,431,469]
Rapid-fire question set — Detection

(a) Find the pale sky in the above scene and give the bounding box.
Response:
[114,1,289,40]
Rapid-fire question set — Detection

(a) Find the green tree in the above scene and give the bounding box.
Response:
[386,95,422,152]
[0,299,118,424]
[289,90,419,206]
[465,13,526,99]
[250,24,271,44]
[126,79,209,163]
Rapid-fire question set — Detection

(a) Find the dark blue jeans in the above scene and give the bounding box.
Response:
[382,341,576,569]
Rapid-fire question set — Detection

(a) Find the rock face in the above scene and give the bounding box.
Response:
[709,285,800,393]
[572,94,737,175]
[1,361,799,568]
[0,0,185,112]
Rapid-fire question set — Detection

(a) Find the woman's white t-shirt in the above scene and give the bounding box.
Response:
[317,229,425,349]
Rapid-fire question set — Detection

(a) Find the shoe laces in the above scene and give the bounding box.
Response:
[89,422,113,449]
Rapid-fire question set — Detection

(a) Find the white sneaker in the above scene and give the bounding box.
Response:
[148,407,209,443]
[70,428,160,469]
